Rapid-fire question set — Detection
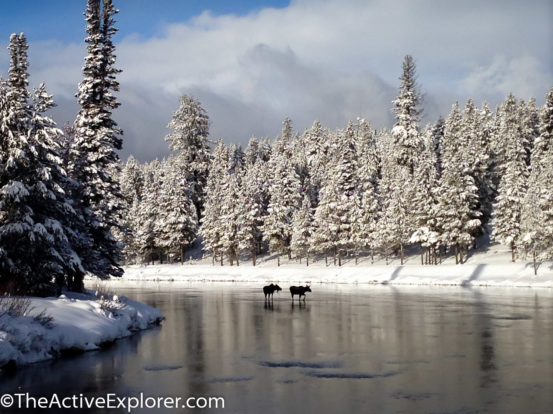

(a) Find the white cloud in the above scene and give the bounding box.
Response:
[461,55,552,104]
[1,0,552,161]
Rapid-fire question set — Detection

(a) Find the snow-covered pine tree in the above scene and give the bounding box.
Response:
[519,98,540,165]
[460,99,490,235]
[115,155,144,262]
[120,155,143,202]
[476,102,497,226]
[70,0,124,278]
[352,119,379,262]
[262,120,301,265]
[311,123,360,266]
[237,137,268,265]
[435,103,482,264]
[0,34,86,294]
[156,156,198,263]
[219,150,243,266]
[491,94,529,261]
[520,87,553,273]
[134,159,163,264]
[291,193,313,265]
[165,95,211,220]
[409,126,440,265]
[302,120,332,205]
[200,140,228,264]
[391,55,423,176]
[375,130,414,264]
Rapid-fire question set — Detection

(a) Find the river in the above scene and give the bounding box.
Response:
[1,283,552,413]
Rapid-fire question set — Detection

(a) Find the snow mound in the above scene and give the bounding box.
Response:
[0,291,163,369]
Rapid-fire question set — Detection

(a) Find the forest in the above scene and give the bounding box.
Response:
[120,56,553,272]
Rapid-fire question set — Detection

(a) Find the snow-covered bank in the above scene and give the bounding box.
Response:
[120,260,553,288]
[0,291,163,370]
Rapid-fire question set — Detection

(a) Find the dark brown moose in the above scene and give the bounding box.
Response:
[289,285,311,301]
[263,284,282,300]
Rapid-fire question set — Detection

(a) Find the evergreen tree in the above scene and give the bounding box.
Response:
[477,102,497,225]
[157,156,198,263]
[391,55,423,175]
[302,120,332,205]
[375,131,413,264]
[201,140,228,264]
[311,124,360,266]
[237,137,267,265]
[409,126,440,264]
[435,103,481,264]
[0,34,86,294]
[520,87,553,272]
[461,99,490,234]
[219,153,242,266]
[352,119,379,260]
[291,193,313,265]
[134,159,162,264]
[262,121,301,265]
[116,156,144,262]
[491,94,529,261]
[165,95,211,219]
[70,0,124,278]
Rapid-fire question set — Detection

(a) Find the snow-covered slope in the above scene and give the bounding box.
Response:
[0,291,163,369]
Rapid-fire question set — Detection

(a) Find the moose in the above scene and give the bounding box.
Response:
[263,283,282,300]
[289,285,311,301]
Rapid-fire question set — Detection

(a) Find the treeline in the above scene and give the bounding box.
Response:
[119,56,553,273]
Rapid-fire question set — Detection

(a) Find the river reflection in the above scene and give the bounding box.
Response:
[1,284,552,413]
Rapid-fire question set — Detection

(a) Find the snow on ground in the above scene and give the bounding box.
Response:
[0,290,163,369]
[120,243,553,288]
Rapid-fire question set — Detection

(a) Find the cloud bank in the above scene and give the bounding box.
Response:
[3,0,552,161]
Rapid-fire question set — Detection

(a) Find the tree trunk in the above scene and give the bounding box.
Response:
[252,249,256,266]
[306,252,309,267]
[220,253,224,266]
[400,244,404,265]
[325,255,328,266]
[338,250,342,267]
[533,250,537,275]
[180,247,184,265]
[236,253,239,267]
[511,242,515,263]
[277,255,280,267]
[455,244,459,264]
[333,247,337,266]
[421,248,424,265]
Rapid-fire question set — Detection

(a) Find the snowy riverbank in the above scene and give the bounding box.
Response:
[0,291,163,370]
[120,262,553,287]
[120,244,553,288]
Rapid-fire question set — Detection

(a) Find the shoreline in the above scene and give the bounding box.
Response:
[117,260,553,288]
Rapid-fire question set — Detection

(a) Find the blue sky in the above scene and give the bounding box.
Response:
[0,0,551,162]
[0,0,290,43]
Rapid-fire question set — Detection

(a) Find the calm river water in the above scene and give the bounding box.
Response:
[1,283,552,413]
